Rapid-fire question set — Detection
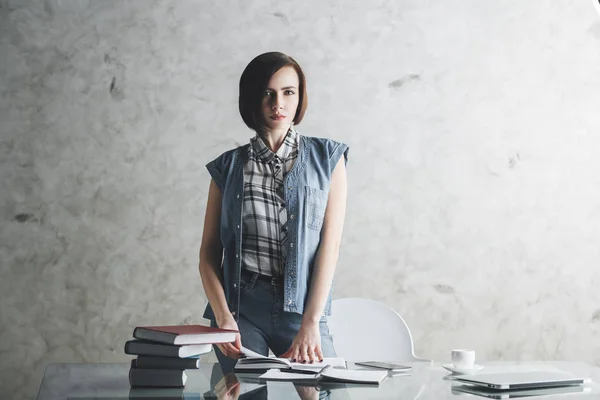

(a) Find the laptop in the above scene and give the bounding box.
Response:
[454,371,586,390]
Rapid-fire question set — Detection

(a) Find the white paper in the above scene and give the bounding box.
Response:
[239,346,346,369]
[290,358,346,369]
[240,346,263,358]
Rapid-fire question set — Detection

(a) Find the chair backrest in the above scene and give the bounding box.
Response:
[328,298,428,362]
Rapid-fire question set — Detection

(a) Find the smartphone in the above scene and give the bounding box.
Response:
[354,361,412,372]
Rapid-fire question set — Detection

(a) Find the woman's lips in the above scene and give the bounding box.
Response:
[270,115,286,120]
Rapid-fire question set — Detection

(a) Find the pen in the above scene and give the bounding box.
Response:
[314,365,332,380]
[280,368,318,375]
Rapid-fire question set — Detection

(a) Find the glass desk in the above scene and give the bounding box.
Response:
[37,361,600,400]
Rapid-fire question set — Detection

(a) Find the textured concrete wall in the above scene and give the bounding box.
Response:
[2,0,600,398]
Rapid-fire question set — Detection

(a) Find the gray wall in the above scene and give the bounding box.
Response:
[2,0,600,398]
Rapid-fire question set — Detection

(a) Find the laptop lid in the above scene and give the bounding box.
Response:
[454,371,585,390]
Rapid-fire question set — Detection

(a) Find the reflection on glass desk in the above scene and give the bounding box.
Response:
[37,361,600,400]
[451,383,591,399]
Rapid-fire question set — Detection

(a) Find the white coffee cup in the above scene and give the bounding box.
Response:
[451,349,476,369]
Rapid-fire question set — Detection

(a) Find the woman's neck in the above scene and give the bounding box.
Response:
[259,125,290,153]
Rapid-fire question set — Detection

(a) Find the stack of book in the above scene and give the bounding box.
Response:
[124,324,238,388]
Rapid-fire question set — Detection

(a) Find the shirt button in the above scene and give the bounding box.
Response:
[232,311,236,316]
[290,214,295,219]
[290,243,294,248]
[236,224,240,229]
[233,283,237,288]
[287,300,292,305]
[237,194,240,199]
[235,254,239,258]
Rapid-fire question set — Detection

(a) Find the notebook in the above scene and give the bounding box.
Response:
[454,371,586,390]
[235,346,346,372]
[234,356,346,372]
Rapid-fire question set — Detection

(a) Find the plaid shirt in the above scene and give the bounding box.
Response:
[242,128,299,277]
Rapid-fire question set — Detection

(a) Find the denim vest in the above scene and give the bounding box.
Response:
[202,135,349,322]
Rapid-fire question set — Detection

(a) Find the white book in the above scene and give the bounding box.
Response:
[235,357,347,371]
[235,347,346,371]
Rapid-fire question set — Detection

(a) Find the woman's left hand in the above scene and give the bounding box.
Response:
[280,321,323,363]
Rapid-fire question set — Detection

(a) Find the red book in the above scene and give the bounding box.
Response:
[133,324,238,345]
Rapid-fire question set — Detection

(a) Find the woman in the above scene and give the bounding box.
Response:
[199,51,348,374]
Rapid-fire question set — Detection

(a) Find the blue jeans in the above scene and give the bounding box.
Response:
[211,269,337,375]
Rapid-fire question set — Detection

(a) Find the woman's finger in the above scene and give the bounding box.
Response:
[233,333,242,352]
[226,343,242,358]
[314,344,324,362]
[299,345,309,363]
[219,343,240,358]
[306,346,316,363]
[291,346,300,362]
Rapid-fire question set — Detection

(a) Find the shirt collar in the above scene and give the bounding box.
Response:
[250,126,298,164]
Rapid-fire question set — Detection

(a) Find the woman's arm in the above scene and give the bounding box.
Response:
[302,157,347,323]
[281,157,347,362]
[199,179,242,358]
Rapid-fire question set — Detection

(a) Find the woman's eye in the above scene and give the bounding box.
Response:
[264,91,272,96]
[285,90,295,95]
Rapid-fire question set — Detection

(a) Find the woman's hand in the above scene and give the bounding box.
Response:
[280,320,323,363]
[216,314,243,359]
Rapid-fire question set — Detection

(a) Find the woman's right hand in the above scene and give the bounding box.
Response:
[216,314,243,359]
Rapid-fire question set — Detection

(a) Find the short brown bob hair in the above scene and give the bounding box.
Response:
[239,52,307,132]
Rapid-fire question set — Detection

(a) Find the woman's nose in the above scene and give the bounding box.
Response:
[271,97,283,110]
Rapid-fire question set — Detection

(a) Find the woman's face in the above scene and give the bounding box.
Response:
[261,66,300,132]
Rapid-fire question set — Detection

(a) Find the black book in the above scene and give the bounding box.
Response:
[131,356,201,370]
[128,367,186,388]
[124,339,211,358]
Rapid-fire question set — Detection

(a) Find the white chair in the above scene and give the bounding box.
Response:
[327,298,429,362]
